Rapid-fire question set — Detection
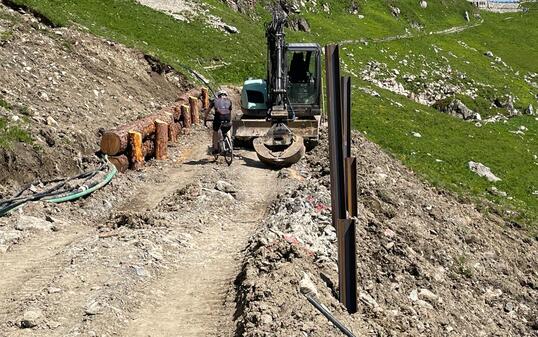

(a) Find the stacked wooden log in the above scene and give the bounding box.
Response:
[101,88,209,172]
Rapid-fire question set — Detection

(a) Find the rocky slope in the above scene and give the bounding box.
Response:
[0,4,189,191]
[234,130,538,337]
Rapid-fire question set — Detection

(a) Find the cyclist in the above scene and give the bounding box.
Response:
[204,90,232,155]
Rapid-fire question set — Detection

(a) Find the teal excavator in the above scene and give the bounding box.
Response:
[233,10,322,167]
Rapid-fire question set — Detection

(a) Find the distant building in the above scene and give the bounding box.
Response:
[467,0,521,12]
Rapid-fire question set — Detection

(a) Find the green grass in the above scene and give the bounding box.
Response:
[6,0,538,227]
[7,0,477,85]
[0,117,32,149]
[0,97,11,110]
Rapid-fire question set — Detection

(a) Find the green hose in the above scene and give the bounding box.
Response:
[43,159,117,203]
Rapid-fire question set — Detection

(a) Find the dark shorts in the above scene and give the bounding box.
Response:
[213,114,231,133]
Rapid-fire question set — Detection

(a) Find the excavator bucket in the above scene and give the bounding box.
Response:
[253,134,305,167]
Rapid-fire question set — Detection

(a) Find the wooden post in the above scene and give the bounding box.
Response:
[109,155,129,173]
[201,88,209,110]
[128,131,144,170]
[181,104,191,130]
[168,122,180,143]
[189,96,200,125]
[154,119,169,160]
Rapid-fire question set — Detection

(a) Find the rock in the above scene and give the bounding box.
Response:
[14,216,53,231]
[46,116,59,127]
[20,309,43,328]
[299,272,318,297]
[47,287,62,294]
[84,300,101,315]
[468,161,501,182]
[359,292,378,308]
[526,104,534,115]
[412,132,422,138]
[38,91,50,101]
[504,302,514,312]
[259,313,273,325]
[391,6,401,17]
[131,265,149,277]
[506,95,519,116]
[223,24,239,34]
[485,51,494,58]
[416,299,434,309]
[409,289,419,302]
[297,18,310,32]
[465,11,470,22]
[0,230,22,245]
[419,288,439,302]
[215,180,236,194]
[11,115,20,122]
[420,1,428,9]
[487,186,507,197]
[451,100,474,120]
[383,228,396,238]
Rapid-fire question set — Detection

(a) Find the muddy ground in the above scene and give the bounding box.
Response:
[0,3,536,337]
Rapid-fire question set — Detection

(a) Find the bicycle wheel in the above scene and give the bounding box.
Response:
[224,136,233,166]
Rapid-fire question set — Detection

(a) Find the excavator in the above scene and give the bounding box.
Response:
[233,10,322,167]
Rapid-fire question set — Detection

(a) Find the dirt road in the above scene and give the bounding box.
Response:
[0,130,281,337]
[124,151,277,337]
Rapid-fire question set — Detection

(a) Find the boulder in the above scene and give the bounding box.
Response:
[20,309,43,328]
[14,216,53,231]
[525,104,534,115]
[468,161,501,182]
[434,98,475,120]
[215,180,236,194]
[420,1,428,9]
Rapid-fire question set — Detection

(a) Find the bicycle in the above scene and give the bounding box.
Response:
[214,121,234,166]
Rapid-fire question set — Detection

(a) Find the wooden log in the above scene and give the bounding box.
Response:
[100,111,173,155]
[189,96,200,125]
[201,87,209,109]
[168,122,180,143]
[109,155,129,173]
[181,104,191,129]
[154,119,168,160]
[128,131,144,170]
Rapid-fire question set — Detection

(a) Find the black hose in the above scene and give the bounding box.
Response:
[0,156,111,216]
[305,293,357,337]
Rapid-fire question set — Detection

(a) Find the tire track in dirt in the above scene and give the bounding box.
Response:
[0,226,87,320]
[123,150,279,337]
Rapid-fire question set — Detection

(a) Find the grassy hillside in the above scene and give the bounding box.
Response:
[7,0,538,227]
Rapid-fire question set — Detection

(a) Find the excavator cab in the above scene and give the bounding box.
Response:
[288,48,320,106]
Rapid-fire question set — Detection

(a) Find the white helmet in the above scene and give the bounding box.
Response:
[216,90,228,98]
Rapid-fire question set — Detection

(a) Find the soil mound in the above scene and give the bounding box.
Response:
[0,4,189,191]
[234,131,538,337]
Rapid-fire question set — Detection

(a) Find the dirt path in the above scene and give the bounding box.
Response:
[0,226,87,320]
[123,151,278,337]
[339,20,484,46]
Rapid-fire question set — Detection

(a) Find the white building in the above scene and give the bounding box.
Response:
[467,0,521,12]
